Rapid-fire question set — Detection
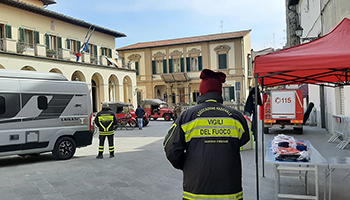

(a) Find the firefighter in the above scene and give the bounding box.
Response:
[95,102,118,159]
[163,69,250,200]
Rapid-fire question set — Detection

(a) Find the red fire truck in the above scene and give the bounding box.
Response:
[263,89,304,134]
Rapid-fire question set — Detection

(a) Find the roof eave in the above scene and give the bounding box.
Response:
[1,0,126,38]
[116,34,248,51]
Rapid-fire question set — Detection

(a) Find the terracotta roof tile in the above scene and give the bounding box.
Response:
[116,30,251,51]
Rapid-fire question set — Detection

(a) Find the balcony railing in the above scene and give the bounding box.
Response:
[1,41,113,67]
[0,38,4,51]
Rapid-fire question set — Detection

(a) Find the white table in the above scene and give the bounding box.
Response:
[326,157,350,200]
[266,140,328,200]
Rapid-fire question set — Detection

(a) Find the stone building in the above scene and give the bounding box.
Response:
[0,0,137,112]
[117,30,252,107]
[285,0,350,130]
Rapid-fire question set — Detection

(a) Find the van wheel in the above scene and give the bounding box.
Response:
[263,127,269,134]
[164,114,171,121]
[52,137,76,160]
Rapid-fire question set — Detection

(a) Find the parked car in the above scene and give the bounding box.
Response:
[141,99,174,121]
[105,101,149,127]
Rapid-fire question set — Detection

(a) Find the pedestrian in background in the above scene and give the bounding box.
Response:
[135,105,145,130]
[173,103,182,122]
[163,69,249,200]
[94,102,118,159]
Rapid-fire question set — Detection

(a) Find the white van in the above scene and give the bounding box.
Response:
[0,69,94,160]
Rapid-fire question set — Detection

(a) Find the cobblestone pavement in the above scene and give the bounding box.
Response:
[0,120,349,200]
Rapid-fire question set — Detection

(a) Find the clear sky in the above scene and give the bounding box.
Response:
[49,0,286,51]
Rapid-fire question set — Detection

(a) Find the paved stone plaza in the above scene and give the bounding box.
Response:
[0,120,349,200]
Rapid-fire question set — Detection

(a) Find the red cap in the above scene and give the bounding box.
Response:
[199,69,226,95]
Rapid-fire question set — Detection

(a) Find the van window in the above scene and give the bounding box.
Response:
[0,96,5,114]
[38,96,48,110]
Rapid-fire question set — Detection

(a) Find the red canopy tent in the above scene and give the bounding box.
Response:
[254,18,350,87]
[252,18,350,199]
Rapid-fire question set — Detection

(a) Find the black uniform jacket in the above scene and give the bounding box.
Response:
[163,92,249,200]
[94,108,118,134]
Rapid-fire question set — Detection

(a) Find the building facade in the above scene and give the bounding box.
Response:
[0,0,137,112]
[117,31,252,107]
[285,0,350,131]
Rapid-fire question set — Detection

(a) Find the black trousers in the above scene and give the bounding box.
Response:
[98,135,114,153]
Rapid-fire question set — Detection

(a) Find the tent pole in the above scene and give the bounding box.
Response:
[261,78,265,178]
[254,74,259,200]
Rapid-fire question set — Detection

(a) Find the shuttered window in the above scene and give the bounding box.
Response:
[198,56,203,71]
[181,58,184,72]
[135,62,139,76]
[222,86,235,101]
[5,25,11,39]
[186,57,191,72]
[34,31,39,44]
[169,59,173,73]
[219,54,227,69]
[163,59,167,73]
[152,60,156,74]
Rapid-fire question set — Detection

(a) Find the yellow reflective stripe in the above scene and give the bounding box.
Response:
[183,191,243,200]
[98,115,114,121]
[182,118,244,142]
[206,99,217,102]
[163,124,177,148]
[98,115,114,131]
[99,131,114,136]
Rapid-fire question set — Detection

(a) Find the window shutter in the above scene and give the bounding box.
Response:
[108,48,112,58]
[5,25,12,39]
[34,31,39,44]
[135,62,139,76]
[198,56,203,71]
[219,54,227,69]
[57,36,62,49]
[66,38,71,49]
[169,59,173,73]
[77,41,81,51]
[94,45,98,57]
[45,34,50,48]
[181,58,184,72]
[186,57,191,72]
[163,59,167,73]
[229,86,235,101]
[19,27,25,41]
[152,60,156,74]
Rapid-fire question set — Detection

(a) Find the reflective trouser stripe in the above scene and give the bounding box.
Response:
[99,131,114,136]
[109,146,114,152]
[99,146,104,152]
[183,191,243,200]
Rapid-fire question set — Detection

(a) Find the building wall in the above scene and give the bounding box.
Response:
[118,34,251,107]
[289,0,350,130]
[0,4,116,57]
[0,1,137,111]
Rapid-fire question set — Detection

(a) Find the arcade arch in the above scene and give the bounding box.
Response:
[123,76,132,103]
[71,71,86,82]
[91,73,104,112]
[49,68,63,74]
[21,66,36,71]
[108,75,119,102]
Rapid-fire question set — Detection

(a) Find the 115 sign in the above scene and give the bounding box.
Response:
[275,97,292,104]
